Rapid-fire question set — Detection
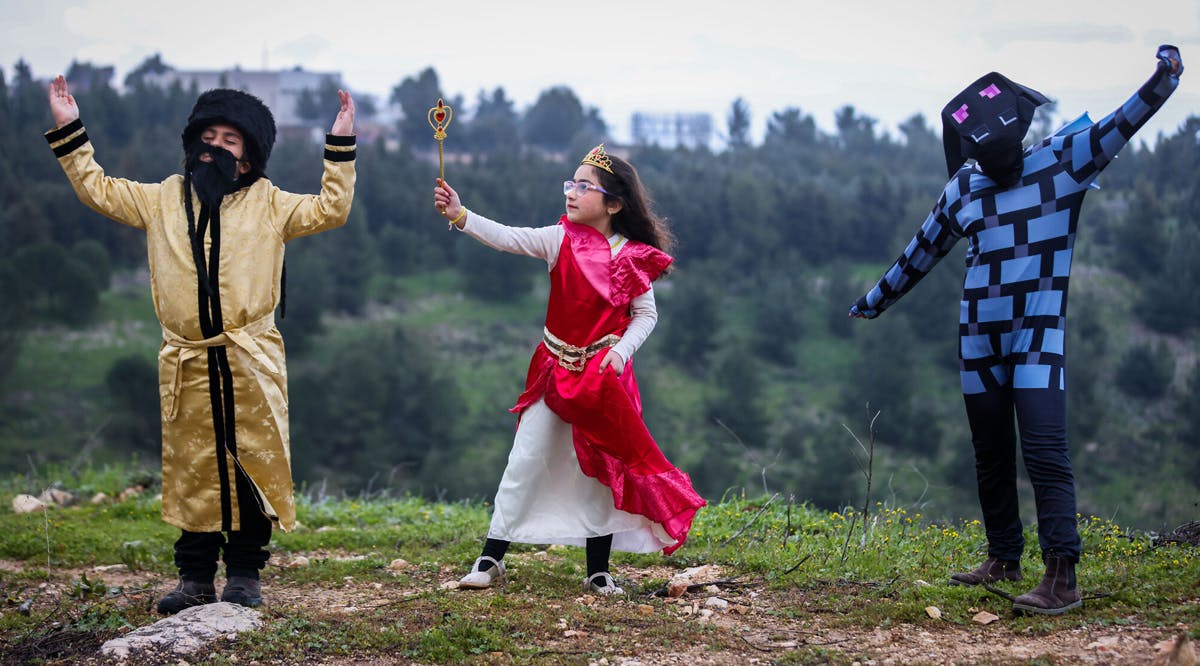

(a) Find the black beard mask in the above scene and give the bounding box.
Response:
[185,141,244,207]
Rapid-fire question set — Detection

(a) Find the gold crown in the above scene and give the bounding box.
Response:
[581,144,614,174]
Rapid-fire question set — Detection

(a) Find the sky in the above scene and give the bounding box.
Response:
[3,0,1198,147]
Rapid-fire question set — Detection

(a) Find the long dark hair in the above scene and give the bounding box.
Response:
[593,154,676,260]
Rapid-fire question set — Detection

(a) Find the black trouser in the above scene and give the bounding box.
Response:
[174,471,273,581]
[963,386,1081,563]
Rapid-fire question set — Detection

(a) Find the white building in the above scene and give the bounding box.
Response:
[631,112,714,150]
[143,67,342,132]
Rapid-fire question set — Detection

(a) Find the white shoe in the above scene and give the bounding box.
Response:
[583,572,625,596]
[458,556,506,589]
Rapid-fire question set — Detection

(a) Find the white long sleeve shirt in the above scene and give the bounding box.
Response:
[458,210,658,363]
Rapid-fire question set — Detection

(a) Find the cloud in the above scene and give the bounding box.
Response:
[981,24,1135,49]
[272,34,332,61]
[1144,29,1200,46]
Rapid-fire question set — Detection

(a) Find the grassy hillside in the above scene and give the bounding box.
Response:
[3,252,1198,533]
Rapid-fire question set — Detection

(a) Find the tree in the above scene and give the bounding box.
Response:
[1115,342,1175,400]
[464,87,520,154]
[705,344,769,449]
[1181,365,1200,479]
[1136,224,1200,334]
[123,53,171,88]
[71,239,111,290]
[522,86,587,152]
[764,107,817,147]
[12,242,100,327]
[290,325,463,492]
[105,355,160,453]
[835,105,878,152]
[296,76,343,123]
[657,272,721,370]
[390,67,444,148]
[726,97,751,150]
[0,259,28,385]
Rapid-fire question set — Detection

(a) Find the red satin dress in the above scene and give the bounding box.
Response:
[492,218,705,555]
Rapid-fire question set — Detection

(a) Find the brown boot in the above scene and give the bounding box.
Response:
[156,579,216,615]
[949,556,1022,586]
[1013,556,1081,615]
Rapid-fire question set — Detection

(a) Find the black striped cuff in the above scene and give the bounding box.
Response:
[45,118,83,143]
[324,134,356,162]
[46,119,90,157]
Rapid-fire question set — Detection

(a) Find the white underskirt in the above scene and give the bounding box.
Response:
[487,398,673,553]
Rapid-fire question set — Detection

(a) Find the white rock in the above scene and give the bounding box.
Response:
[39,488,73,506]
[12,495,45,513]
[100,602,262,659]
[704,597,729,609]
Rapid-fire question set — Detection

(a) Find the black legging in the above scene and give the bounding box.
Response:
[479,535,613,577]
[963,386,1081,563]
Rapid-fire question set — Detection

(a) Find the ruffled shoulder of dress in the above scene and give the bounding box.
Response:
[611,242,673,304]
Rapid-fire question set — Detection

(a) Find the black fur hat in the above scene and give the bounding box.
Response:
[181,89,276,175]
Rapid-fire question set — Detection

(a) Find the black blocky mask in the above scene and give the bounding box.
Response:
[941,72,1050,185]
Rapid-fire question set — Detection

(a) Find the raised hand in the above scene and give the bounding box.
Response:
[330,89,355,136]
[48,75,79,128]
[1157,45,1183,77]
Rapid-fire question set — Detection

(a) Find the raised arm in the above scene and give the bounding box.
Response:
[434,179,563,263]
[850,178,966,319]
[276,89,356,240]
[45,75,157,230]
[1061,45,1183,183]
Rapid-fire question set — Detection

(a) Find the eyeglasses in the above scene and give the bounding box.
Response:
[563,180,611,197]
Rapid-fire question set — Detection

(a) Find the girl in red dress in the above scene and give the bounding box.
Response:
[433,145,706,595]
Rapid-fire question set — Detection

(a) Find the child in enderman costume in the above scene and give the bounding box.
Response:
[850,45,1182,614]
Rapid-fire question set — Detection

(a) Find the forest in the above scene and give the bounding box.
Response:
[1,57,1197,532]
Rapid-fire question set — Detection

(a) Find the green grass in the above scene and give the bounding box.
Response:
[0,463,1196,664]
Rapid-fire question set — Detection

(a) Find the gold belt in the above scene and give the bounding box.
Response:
[542,328,621,372]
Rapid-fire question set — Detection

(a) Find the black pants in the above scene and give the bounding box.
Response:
[963,386,1081,563]
[174,473,273,581]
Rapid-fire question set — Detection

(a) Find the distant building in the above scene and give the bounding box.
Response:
[630,112,714,149]
[142,66,344,139]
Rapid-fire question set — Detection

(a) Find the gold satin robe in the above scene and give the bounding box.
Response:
[46,121,356,532]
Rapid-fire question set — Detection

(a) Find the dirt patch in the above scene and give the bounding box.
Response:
[1,558,1193,665]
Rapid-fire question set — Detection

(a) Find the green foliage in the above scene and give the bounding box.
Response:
[1115,342,1175,399]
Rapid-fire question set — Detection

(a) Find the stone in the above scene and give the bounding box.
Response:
[12,495,45,513]
[100,602,262,659]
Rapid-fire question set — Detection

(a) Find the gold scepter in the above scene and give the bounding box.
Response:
[428,98,454,184]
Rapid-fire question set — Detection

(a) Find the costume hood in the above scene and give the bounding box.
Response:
[181,89,276,177]
[940,72,1050,184]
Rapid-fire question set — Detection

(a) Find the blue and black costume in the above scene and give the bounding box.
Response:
[851,48,1181,570]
